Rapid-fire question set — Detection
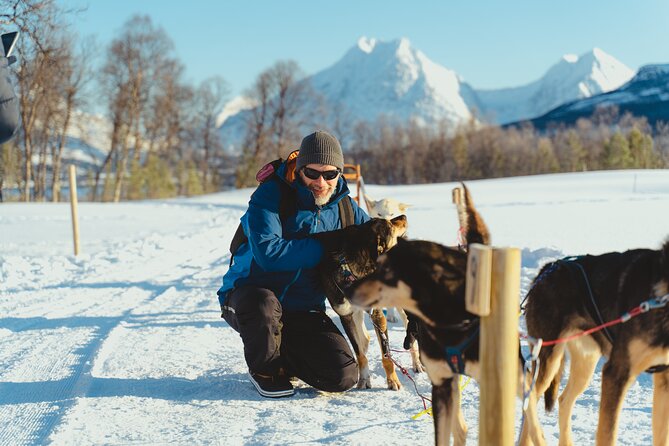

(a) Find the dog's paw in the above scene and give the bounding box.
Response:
[412,362,425,374]
[387,374,402,391]
[357,376,372,389]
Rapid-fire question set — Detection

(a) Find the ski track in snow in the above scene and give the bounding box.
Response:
[1,171,666,445]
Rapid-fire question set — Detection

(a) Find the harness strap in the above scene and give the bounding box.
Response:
[560,257,615,344]
[338,196,355,229]
[443,320,480,375]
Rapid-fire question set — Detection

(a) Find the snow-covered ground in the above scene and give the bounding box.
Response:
[1,169,667,445]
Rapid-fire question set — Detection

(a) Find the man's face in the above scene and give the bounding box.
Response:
[299,163,340,206]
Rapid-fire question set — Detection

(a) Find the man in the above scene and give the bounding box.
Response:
[218,130,369,398]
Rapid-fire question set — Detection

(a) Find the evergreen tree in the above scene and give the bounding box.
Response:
[602,132,632,169]
[628,127,656,168]
[127,159,146,200]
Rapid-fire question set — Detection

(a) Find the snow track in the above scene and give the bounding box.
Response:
[1,175,665,445]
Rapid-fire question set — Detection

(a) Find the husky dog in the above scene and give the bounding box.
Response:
[364,195,411,220]
[347,186,544,446]
[363,194,423,373]
[521,244,669,446]
[313,215,409,390]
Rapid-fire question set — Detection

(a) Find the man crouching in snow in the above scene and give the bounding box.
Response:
[217,130,369,398]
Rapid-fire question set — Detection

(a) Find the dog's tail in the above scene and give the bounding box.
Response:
[543,355,565,412]
[462,183,491,246]
[662,239,669,283]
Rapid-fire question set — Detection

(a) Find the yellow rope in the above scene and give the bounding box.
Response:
[412,376,472,419]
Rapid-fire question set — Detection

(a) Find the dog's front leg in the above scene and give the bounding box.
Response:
[652,369,669,446]
[450,377,467,446]
[432,377,456,446]
[370,308,401,390]
[334,302,372,389]
[399,308,424,373]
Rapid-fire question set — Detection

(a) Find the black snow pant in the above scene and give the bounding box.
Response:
[221,285,359,392]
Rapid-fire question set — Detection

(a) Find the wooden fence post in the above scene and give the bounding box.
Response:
[68,165,80,256]
[478,247,520,446]
[452,186,467,232]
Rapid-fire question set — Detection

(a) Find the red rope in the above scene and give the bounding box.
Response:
[523,304,647,347]
[385,348,432,409]
[372,320,431,410]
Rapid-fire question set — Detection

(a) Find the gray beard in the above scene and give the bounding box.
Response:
[313,188,335,206]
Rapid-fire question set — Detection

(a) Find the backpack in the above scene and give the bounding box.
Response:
[229,150,355,259]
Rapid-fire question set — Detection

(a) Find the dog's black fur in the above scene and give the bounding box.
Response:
[346,186,545,446]
[522,243,669,446]
[312,215,408,390]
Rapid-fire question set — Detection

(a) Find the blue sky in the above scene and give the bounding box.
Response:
[59,0,669,99]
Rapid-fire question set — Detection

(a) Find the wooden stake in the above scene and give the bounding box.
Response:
[479,247,520,446]
[465,243,492,316]
[452,186,467,233]
[68,165,80,256]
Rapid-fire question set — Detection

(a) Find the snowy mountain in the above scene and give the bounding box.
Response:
[308,37,479,126]
[526,63,669,129]
[64,111,110,170]
[476,48,634,124]
[218,37,480,152]
[218,40,635,151]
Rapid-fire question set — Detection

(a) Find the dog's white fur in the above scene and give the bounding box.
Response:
[364,194,423,374]
[365,196,411,220]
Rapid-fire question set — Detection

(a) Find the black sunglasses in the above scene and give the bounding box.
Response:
[302,167,341,181]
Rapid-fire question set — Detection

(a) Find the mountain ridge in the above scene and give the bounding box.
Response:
[217,37,635,150]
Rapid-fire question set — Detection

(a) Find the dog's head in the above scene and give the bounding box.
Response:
[347,239,470,327]
[320,214,409,292]
[365,196,411,220]
[368,214,408,255]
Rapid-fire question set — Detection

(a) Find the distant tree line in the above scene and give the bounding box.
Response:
[347,110,669,184]
[1,1,668,203]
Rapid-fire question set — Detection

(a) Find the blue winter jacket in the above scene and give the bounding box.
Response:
[218,163,369,312]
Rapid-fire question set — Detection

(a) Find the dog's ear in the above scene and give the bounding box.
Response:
[363,194,376,213]
[398,202,411,213]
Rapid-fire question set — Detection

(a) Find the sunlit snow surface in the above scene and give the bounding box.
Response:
[1,169,666,445]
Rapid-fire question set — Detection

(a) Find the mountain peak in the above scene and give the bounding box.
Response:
[562,54,578,63]
[357,36,377,53]
[633,63,669,81]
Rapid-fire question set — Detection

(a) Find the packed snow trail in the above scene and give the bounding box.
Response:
[1,171,665,445]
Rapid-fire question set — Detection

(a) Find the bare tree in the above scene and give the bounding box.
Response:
[7,0,72,201]
[190,76,228,191]
[237,60,318,187]
[94,15,178,202]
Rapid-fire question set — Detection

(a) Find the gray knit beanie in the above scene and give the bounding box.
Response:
[296,130,344,171]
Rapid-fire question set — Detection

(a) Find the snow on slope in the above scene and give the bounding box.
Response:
[308,37,477,126]
[2,170,668,445]
[476,48,634,124]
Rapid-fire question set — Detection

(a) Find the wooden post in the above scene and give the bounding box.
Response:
[479,247,520,446]
[452,186,467,231]
[465,243,492,316]
[68,165,80,256]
